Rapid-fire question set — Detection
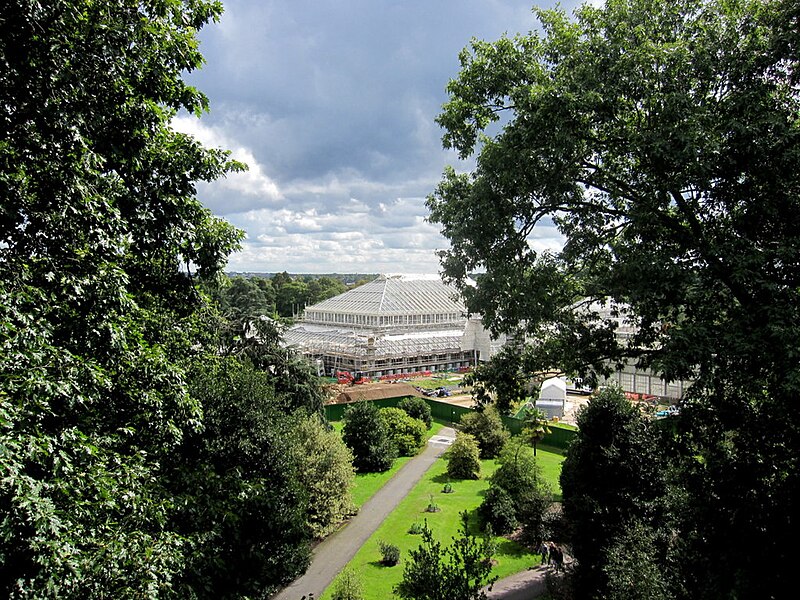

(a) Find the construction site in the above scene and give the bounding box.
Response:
[283,274,490,378]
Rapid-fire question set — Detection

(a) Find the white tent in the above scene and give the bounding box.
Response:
[539,377,567,402]
[536,377,566,420]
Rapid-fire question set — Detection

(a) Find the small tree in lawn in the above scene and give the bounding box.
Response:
[395,513,497,600]
[523,406,551,456]
[446,432,481,480]
[331,568,365,600]
[342,402,397,472]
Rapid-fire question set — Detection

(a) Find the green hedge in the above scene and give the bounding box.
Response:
[325,396,576,450]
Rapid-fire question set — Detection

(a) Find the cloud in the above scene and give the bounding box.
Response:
[182,0,580,272]
[171,114,283,213]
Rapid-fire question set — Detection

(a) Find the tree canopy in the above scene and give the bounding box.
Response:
[430,0,799,597]
[0,1,340,597]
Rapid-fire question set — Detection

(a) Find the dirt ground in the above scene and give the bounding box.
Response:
[326,375,591,426]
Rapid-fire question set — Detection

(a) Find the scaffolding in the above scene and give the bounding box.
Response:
[283,274,475,377]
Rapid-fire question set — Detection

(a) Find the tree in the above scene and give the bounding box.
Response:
[342,402,397,472]
[330,568,365,600]
[481,438,553,544]
[522,407,551,457]
[398,396,433,429]
[307,276,347,304]
[430,0,799,596]
[459,408,510,459]
[559,387,669,599]
[379,407,427,456]
[394,513,497,600]
[445,432,481,480]
[169,356,312,599]
[0,0,243,596]
[289,414,357,539]
[478,487,518,535]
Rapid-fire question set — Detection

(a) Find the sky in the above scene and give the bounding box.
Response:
[177,0,587,274]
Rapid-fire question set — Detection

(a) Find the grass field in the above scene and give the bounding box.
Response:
[339,419,446,508]
[321,444,565,599]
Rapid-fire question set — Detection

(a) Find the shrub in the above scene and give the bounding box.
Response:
[398,396,433,429]
[342,402,397,472]
[380,541,401,566]
[459,407,510,459]
[446,432,481,480]
[408,522,425,535]
[289,414,356,538]
[331,568,365,600]
[479,486,518,535]
[490,438,542,506]
[379,407,427,456]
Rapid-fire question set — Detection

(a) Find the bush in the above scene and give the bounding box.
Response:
[490,438,542,506]
[446,432,481,480]
[516,486,553,548]
[289,414,356,538]
[380,541,401,566]
[408,522,425,535]
[479,486,518,535]
[398,396,433,429]
[379,407,427,456]
[459,407,510,459]
[331,568,365,600]
[342,402,397,472]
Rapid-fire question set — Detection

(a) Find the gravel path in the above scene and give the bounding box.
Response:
[271,428,457,600]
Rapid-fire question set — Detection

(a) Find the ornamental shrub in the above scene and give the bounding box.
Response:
[446,432,481,480]
[342,402,397,472]
[380,541,401,566]
[331,568,365,600]
[380,407,427,456]
[479,486,518,535]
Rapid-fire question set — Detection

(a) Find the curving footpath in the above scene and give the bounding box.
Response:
[271,426,550,600]
[271,428,458,600]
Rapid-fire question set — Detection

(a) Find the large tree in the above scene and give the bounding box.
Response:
[429,0,799,597]
[0,0,244,596]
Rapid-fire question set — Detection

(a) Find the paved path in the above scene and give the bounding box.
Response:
[271,428,457,600]
[487,566,548,599]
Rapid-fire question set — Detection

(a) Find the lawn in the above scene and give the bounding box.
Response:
[321,444,565,600]
[337,419,447,508]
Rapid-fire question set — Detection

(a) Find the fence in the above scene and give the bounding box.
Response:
[324,395,576,451]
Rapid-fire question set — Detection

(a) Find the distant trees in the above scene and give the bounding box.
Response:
[218,273,350,320]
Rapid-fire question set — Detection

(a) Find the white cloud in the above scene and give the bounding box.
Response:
[171,115,283,206]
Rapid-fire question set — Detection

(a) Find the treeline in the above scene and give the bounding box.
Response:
[216,272,373,320]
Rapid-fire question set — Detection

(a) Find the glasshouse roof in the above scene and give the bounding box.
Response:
[304,274,465,316]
